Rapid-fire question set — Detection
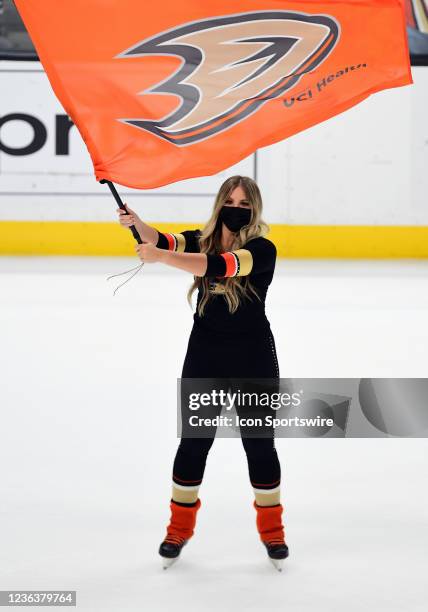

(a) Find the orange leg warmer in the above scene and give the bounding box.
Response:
[253,500,286,545]
[164,499,202,545]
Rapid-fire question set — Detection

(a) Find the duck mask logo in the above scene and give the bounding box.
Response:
[115,11,340,146]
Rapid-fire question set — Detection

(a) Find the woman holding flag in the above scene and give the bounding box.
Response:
[117,175,288,571]
[11,0,414,581]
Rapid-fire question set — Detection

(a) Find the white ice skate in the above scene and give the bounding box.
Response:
[269,557,285,572]
[161,556,179,570]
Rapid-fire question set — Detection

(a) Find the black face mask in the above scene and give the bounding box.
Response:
[219,206,252,232]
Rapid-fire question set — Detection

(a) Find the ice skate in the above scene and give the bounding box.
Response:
[253,501,289,571]
[159,499,201,570]
[159,538,188,569]
[264,541,289,572]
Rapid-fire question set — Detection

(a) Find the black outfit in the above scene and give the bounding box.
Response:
[156,228,281,495]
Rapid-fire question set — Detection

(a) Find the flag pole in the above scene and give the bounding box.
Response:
[99,179,143,244]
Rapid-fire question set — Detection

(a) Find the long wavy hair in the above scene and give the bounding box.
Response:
[187,175,270,316]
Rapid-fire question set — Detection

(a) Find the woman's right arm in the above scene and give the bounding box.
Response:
[116,203,158,244]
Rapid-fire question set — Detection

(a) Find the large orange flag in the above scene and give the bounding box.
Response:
[14,0,412,189]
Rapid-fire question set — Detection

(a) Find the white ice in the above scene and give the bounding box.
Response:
[1,257,427,612]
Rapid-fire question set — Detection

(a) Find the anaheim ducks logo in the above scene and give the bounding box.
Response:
[116,11,340,146]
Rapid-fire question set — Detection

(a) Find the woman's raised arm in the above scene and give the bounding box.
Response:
[116,203,158,244]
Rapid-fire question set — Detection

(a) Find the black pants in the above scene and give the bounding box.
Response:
[172,324,281,492]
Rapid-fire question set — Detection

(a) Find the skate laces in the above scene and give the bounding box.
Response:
[164,535,185,546]
[267,539,286,547]
[106,262,144,296]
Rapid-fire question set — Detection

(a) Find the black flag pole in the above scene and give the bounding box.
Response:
[99,179,143,244]
[100,178,146,295]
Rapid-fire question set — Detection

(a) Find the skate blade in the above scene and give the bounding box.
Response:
[161,556,179,570]
[269,558,284,572]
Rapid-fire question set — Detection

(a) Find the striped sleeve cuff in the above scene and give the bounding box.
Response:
[221,249,253,277]
[204,249,253,278]
[156,231,186,252]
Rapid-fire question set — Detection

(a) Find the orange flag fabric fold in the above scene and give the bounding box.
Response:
[14,0,412,189]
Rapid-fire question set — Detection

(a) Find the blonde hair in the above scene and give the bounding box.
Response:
[187,175,270,316]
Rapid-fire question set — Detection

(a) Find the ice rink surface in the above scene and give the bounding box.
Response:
[1,256,428,612]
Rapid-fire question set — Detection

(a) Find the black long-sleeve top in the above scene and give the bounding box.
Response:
[155,228,277,337]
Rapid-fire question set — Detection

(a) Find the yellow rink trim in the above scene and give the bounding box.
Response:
[1,221,428,258]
